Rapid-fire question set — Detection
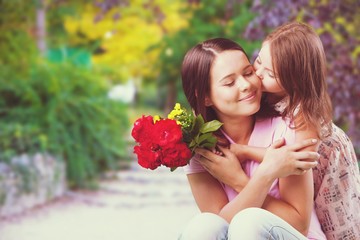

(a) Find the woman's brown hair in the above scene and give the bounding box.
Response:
[181,38,247,146]
[265,22,333,138]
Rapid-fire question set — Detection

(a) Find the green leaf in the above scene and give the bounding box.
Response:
[198,132,213,145]
[199,135,217,148]
[207,135,218,145]
[200,120,223,133]
[191,114,204,135]
[201,142,216,149]
[189,139,197,148]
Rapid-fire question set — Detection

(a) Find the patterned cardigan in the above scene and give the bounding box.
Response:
[313,123,360,240]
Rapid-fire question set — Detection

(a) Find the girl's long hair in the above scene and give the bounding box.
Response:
[265,22,333,138]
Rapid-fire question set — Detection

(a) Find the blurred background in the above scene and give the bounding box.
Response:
[0,0,359,196]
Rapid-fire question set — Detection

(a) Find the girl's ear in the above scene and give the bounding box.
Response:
[205,96,213,106]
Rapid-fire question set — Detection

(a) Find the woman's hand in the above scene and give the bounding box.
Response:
[259,138,320,179]
[195,147,249,192]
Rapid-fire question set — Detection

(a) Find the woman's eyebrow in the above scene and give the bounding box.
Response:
[219,64,253,82]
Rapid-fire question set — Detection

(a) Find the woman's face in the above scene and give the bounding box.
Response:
[254,42,285,95]
[206,50,262,121]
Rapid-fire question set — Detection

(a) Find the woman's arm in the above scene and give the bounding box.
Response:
[186,172,229,214]
[196,139,319,234]
[264,171,314,235]
[262,122,319,235]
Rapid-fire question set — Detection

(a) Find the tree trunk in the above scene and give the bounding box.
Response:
[36,0,47,56]
[164,80,176,114]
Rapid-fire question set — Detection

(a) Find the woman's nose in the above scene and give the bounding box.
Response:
[237,77,251,91]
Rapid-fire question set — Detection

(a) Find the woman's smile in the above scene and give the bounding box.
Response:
[239,91,257,102]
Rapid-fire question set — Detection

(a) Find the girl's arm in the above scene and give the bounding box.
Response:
[200,138,319,191]
[230,144,265,163]
[231,138,319,165]
[186,149,252,212]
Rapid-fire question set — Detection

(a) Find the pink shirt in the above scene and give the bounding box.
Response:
[184,116,326,240]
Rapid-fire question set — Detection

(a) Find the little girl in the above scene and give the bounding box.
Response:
[236,21,360,239]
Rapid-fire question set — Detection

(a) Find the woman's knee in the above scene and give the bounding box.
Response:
[179,212,229,240]
[228,208,306,240]
[231,207,265,225]
[228,208,270,239]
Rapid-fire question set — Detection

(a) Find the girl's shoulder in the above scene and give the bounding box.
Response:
[254,116,296,145]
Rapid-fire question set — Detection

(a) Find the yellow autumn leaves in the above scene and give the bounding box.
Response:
[63,1,190,80]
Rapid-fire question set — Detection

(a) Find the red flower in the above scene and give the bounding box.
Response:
[131,115,154,143]
[153,119,182,146]
[131,115,193,170]
[134,144,162,170]
[131,104,222,171]
[161,143,192,168]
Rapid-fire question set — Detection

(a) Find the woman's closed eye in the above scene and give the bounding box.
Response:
[224,80,235,87]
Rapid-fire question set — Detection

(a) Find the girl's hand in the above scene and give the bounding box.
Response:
[229,144,247,162]
[195,147,249,192]
[259,138,320,179]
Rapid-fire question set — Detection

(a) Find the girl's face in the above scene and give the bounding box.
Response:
[206,50,262,121]
[254,42,285,95]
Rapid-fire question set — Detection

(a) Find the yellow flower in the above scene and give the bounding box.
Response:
[168,103,184,119]
[174,103,181,110]
[168,111,175,120]
[153,115,161,123]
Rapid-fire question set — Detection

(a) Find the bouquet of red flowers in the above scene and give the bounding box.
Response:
[131,103,223,170]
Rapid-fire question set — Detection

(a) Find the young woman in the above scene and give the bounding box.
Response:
[178,38,324,240]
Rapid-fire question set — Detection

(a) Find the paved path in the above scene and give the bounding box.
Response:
[0,163,199,240]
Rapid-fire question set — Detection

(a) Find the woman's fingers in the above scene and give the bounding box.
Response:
[217,146,230,155]
[195,148,220,163]
[217,146,238,160]
[194,148,210,157]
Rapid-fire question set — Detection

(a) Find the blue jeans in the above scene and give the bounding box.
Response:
[178,208,307,240]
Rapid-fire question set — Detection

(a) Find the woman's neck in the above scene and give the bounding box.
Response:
[220,115,255,145]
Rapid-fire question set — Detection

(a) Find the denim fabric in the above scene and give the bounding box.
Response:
[178,212,228,240]
[179,208,307,240]
[228,208,307,240]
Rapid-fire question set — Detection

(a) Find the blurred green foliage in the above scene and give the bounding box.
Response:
[0,0,130,189]
[152,0,261,111]
[0,62,129,188]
